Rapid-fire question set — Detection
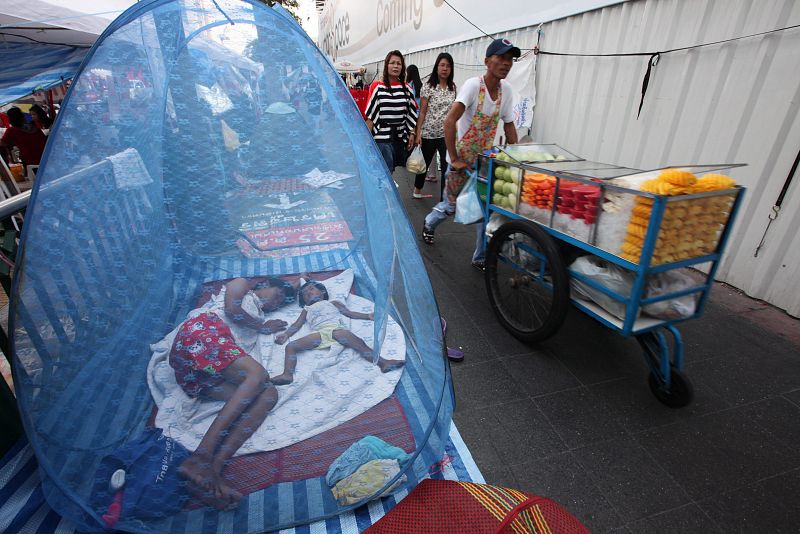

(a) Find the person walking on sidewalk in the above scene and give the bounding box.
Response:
[413,53,457,200]
[365,50,418,174]
[421,39,520,271]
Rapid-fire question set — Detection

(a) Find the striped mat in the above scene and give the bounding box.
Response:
[0,424,483,534]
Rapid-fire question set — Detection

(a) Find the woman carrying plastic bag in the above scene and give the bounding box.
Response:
[406,145,427,176]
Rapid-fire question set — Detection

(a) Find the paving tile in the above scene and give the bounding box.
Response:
[462,307,537,357]
[450,360,527,412]
[689,348,800,406]
[635,410,800,500]
[588,375,730,434]
[785,388,800,407]
[737,397,800,457]
[541,309,646,385]
[491,399,567,464]
[512,451,625,533]
[453,401,566,467]
[452,408,505,471]
[626,503,723,534]
[501,351,582,398]
[677,300,757,362]
[572,436,691,523]
[699,469,800,534]
[534,388,626,449]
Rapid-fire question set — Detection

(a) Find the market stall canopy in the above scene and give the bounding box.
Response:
[0,0,135,105]
[333,60,364,74]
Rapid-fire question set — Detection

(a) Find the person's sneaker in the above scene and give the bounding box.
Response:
[471,260,485,272]
[422,226,434,245]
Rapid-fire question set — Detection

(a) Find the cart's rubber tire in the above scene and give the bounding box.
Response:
[485,220,569,343]
[648,368,693,408]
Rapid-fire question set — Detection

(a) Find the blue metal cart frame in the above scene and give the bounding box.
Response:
[478,146,746,406]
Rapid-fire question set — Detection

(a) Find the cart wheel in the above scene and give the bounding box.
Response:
[485,220,569,343]
[648,368,693,408]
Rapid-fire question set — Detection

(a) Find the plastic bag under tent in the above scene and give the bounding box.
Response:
[9,1,452,533]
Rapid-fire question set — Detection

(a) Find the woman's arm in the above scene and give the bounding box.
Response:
[406,91,418,149]
[365,83,381,135]
[224,278,286,333]
[332,301,373,320]
[415,96,429,145]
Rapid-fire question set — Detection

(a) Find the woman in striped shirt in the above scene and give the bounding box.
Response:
[365,50,418,174]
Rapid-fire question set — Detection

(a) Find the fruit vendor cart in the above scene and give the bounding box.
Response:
[476,144,746,407]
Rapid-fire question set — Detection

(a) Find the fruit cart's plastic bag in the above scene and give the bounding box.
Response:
[569,255,637,320]
[405,145,427,174]
[454,172,484,224]
[485,212,511,238]
[643,269,699,320]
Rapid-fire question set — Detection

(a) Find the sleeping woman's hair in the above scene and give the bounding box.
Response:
[298,280,329,307]
[255,277,296,306]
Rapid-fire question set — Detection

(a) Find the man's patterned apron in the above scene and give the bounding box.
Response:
[444,76,503,205]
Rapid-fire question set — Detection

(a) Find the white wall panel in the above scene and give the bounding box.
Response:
[366,0,800,316]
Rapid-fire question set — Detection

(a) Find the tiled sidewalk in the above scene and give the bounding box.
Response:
[396,167,800,534]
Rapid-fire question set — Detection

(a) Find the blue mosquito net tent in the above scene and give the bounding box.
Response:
[9,1,453,531]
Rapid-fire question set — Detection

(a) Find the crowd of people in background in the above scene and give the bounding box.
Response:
[363,38,521,273]
[0,104,54,176]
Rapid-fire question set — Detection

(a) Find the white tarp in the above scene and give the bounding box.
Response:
[319,0,625,65]
[0,0,134,45]
[0,0,136,104]
[506,55,535,130]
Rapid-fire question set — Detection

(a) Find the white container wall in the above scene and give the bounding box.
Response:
[367,0,800,317]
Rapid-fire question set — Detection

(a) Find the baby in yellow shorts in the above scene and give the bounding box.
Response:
[272,280,405,385]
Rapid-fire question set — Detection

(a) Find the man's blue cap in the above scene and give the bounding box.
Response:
[486,38,521,58]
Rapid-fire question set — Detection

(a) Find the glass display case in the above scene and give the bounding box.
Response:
[479,145,745,267]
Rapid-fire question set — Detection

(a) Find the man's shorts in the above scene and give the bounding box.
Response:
[169,312,249,397]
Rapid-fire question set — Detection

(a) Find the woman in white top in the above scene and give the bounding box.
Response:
[413,53,456,200]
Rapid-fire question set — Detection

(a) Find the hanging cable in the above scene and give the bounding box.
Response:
[0,32,91,47]
[536,23,800,119]
[441,0,493,39]
[536,22,800,58]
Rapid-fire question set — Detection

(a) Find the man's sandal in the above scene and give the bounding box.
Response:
[422,227,434,245]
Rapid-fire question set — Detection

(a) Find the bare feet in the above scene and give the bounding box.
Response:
[185,476,241,512]
[180,455,242,511]
[270,373,294,385]
[378,358,405,373]
[212,472,243,510]
[179,453,215,492]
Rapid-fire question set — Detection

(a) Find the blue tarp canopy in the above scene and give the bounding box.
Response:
[0,43,89,106]
[0,0,135,105]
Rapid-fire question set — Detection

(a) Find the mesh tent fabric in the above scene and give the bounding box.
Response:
[9,1,453,532]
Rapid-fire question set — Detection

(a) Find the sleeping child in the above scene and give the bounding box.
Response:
[272,279,405,385]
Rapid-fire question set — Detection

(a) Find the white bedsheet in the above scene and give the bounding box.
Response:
[146,271,406,456]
